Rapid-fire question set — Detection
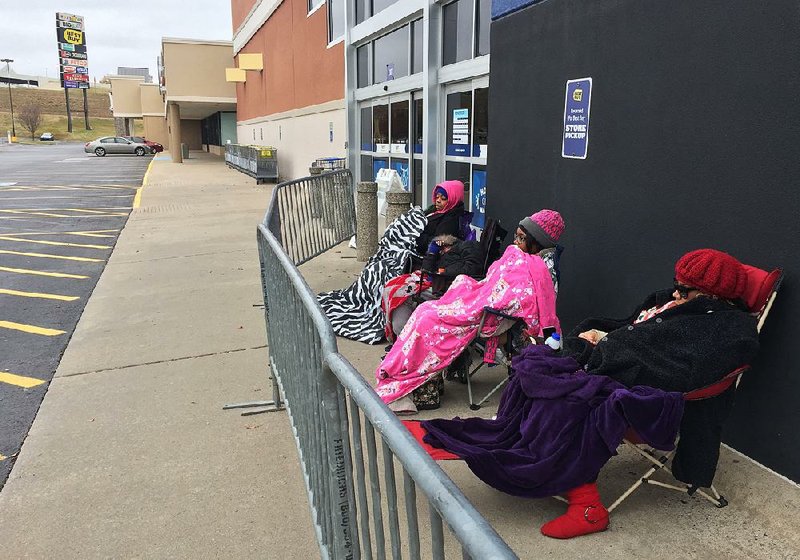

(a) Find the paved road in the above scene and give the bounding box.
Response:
[0,142,151,486]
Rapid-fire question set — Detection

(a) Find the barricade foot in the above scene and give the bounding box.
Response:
[223,400,285,416]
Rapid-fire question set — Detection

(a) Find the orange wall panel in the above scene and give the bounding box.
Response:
[234,0,344,122]
[231,0,258,33]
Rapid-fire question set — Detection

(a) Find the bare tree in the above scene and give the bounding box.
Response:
[18,103,43,140]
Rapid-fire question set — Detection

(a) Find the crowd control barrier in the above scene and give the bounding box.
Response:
[255,170,517,559]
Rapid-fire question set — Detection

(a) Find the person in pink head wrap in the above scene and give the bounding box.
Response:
[415,180,466,254]
[376,209,565,413]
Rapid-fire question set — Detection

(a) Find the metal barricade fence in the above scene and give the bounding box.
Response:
[255,170,517,559]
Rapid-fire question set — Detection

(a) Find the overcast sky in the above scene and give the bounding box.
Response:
[0,1,233,82]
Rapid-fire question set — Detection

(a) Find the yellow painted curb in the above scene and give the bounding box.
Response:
[134,157,156,209]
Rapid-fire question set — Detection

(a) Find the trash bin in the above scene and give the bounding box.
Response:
[181,143,189,159]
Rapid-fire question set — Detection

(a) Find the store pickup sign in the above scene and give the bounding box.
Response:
[561,77,592,159]
[56,12,90,88]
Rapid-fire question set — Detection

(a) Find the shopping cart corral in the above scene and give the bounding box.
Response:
[225,144,279,183]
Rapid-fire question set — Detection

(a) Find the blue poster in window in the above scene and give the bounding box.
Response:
[390,160,410,191]
[471,168,487,229]
[561,77,592,159]
[372,158,389,180]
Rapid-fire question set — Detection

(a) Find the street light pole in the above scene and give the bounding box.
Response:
[1,58,16,138]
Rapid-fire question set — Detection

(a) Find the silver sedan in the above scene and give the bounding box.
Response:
[84,136,152,157]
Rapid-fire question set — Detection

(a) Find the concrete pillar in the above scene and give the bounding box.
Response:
[385,185,412,226]
[168,102,183,163]
[114,117,127,137]
[356,181,378,262]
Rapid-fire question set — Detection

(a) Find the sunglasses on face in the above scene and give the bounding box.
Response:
[514,233,527,243]
[673,279,696,299]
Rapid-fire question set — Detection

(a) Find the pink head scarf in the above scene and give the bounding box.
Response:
[431,180,465,215]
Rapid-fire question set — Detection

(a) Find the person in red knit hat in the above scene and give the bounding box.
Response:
[542,248,756,539]
[419,249,760,540]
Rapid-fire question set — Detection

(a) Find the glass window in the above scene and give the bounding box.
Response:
[411,19,423,74]
[361,155,373,181]
[412,98,423,154]
[328,0,345,42]
[442,0,474,66]
[476,0,491,56]
[308,0,324,12]
[372,0,399,16]
[356,0,369,24]
[373,26,409,83]
[390,100,409,153]
[357,44,371,88]
[446,91,472,156]
[360,107,373,151]
[372,157,389,181]
[412,161,423,207]
[390,158,410,190]
[445,161,471,206]
[373,104,389,151]
[473,87,488,157]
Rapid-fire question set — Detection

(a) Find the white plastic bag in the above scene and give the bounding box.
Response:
[375,168,404,216]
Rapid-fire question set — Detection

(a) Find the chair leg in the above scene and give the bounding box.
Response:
[466,360,484,410]
[614,441,730,510]
[472,377,509,410]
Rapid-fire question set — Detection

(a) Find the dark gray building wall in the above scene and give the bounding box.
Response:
[486,0,799,480]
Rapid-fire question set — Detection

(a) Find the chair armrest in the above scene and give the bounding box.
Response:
[481,306,520,321]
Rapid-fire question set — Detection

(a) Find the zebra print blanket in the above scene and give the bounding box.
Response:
[318,207,427,343]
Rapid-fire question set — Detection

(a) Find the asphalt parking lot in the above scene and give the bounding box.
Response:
[0,142,152,486]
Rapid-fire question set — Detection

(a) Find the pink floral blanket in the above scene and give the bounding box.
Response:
[375,245,560,404]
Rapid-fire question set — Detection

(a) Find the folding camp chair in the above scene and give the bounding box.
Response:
[456,237,562,410]
[604,264,784,512]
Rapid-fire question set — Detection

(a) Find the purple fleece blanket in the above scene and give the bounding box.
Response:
[421,346,684,498]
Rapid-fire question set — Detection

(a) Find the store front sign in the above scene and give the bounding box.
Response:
[561,77,592,159]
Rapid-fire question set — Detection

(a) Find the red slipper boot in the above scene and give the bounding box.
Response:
[540,483,609,539]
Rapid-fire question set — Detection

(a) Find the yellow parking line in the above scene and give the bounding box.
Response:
[0,229,119,237]
[0,209,72,218]
[0,236,111,249]
[0,195,133,200]
[0,321,66,336]
[0,267,89,279]
[0,288,79,301]
[0,250,103,262]
[69,232,116,238]
[0,371,47,388]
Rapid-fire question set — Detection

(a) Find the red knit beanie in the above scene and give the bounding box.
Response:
[674,249,748,300]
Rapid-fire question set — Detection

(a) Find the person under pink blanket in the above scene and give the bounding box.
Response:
[375,210,564,413]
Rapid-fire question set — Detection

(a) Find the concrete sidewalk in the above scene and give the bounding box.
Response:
[1,152,799,559]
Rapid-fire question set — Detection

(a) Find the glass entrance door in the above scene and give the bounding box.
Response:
[442,78,488,228]
[359,92,424,205]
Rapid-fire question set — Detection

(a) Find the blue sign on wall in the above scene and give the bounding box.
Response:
[561,77,592,160]
[471,168,487,229]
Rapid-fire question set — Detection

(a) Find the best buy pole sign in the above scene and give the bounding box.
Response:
[56,12,90,89]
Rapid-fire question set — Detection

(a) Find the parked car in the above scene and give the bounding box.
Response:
[39,132,54,141]
[123,135,164,153]
[84,136,151,157]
